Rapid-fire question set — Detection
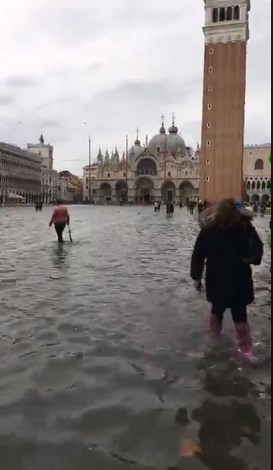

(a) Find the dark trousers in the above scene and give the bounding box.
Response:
[211,304,247,324]
[54,223,66,242]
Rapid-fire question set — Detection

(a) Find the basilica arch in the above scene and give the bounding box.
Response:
[136,158,157,176]
[161,181,176,203]
[116,180,128,203]
[100,183,112,202]
[179,181,194,203]
[135,177,154,204]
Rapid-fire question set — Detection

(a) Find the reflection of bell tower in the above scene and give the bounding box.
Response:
[200,1,251,202]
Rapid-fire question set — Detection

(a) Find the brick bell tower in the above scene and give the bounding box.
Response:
[200,1,251,203]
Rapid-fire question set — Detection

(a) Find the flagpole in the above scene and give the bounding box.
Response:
[88,135,92,203]
[125,134,128,182]
[164,136,167,182]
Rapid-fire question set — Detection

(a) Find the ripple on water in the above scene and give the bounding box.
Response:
[0,206,271,470]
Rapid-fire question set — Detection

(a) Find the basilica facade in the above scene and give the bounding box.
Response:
[86,120,200,205]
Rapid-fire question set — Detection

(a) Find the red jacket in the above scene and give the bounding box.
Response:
[49,205,70,226]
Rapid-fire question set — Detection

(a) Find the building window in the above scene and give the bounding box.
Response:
[212,7,218,23]
[234,5,240,20]
[123,173,126,177]
[108,173,111,177]
[206,140,211,147]
[206,159,210,164]
[226,6,233,21]
[254,159,264,170]
[219,7,226,21]
[209,48,214,55]
[209,66,213,73]
[208,85,212,92]
[168,172,171,177]
[206,177,210,182]
[207,104,212,110]
[207,122,212,128]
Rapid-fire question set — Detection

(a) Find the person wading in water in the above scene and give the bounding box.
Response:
[190,199,263,361]
[49,199,70,243]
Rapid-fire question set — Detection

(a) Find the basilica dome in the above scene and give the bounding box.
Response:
[148,122,186,156]
[128,138,143,161]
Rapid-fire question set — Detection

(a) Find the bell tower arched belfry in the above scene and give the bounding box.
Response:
[200,1,251,202]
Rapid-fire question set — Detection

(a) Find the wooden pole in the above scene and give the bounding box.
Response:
[163,136,167,203]
[125,134,128,182]
[164,136,167,182]
[88,136,92,203]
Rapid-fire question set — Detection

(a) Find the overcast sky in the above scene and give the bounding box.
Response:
[0,0,271,175]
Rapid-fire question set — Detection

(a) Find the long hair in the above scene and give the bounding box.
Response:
[216,199,239,226]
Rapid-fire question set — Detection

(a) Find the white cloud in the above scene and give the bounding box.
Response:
[0,0,271,175]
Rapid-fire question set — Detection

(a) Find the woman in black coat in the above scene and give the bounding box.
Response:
[190,199,263,360]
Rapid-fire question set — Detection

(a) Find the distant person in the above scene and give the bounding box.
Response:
[203,200,209,210]
[190,199,263,361]
[169,201,174,217]
[179,202,183,209]
[260,202,266,217]
[157,201,161,212]
[253,203,258,214]
[49,199,70,243]
[154,201,158,212]
[197,200,204,214]
[189,201,195,215]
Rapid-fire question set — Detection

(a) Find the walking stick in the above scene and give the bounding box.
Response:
[68,225,73,243]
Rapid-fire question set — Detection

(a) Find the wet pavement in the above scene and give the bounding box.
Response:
[0,205,271,470]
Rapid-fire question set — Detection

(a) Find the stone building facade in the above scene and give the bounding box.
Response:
[200,0,250,202]
[82,163,99,202]
[58,171,82,203]
[243,143,271,202]
[0,142,41,204]
[27,137,58,204]
[87,121,200,205]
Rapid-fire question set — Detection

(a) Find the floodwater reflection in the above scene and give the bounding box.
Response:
[192,398,261,470]
[51,243,70,269]
[0,206,271,470]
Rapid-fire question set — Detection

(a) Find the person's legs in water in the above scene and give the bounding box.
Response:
[210,305,224,336]
[54,223,66,243]
[231,305,253,359]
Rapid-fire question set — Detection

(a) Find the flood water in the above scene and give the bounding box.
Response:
[0,206,271,470]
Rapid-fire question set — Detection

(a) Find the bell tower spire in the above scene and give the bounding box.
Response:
[200,0,251,202]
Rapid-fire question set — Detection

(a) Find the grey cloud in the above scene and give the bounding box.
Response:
[30,4,105,45]
[91,77,200,109]
[112,3,181,28]
[30,0,186,47]
[34,96,80,113]
[5,76,37,88]
[0,95,14,105]
[0,0,270,177]
[85,62,103,73]
[42,120,61,129]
